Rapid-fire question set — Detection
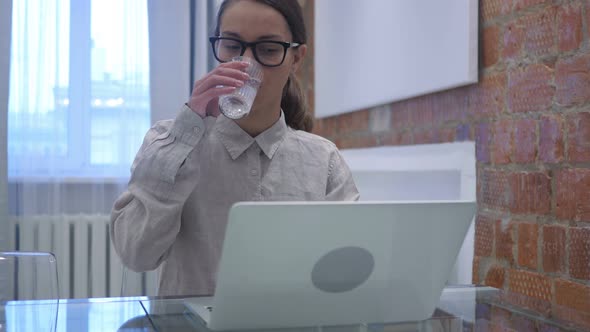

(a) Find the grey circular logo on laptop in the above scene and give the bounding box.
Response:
[311,246,374,293]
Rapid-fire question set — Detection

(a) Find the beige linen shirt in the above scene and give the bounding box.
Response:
[111,105,359,296]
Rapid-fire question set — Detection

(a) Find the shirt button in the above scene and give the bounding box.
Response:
[250,169,258,176]
[193,127,200,134]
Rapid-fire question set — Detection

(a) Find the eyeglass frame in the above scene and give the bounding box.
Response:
[209,36,302,67]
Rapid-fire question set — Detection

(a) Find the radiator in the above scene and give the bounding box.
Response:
[8,215,158,299]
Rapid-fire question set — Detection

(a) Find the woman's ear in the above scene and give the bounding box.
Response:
[291,44,307,73]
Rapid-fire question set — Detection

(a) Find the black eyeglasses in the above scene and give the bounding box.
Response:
[209,36,301,67]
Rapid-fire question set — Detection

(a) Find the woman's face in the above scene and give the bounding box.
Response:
[219,0,306,112]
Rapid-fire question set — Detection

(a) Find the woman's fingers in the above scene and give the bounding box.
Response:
[195,62,249,87]
[187,61,251,118]
[206,97,221,117]
[193,74,245,95]
[187,86,237,118]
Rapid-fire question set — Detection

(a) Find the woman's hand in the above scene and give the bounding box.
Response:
[187,61,250,118]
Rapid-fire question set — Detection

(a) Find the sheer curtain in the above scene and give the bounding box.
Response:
[7,0,150,299]
[5,0,213,300]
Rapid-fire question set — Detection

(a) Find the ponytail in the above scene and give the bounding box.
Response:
[282,73,313,132]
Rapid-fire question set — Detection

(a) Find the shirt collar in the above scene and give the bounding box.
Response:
[215,111,288,160]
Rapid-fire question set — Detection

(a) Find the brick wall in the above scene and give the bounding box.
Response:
[303,0,590,328]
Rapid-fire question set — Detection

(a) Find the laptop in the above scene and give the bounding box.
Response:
[185,200,476,331]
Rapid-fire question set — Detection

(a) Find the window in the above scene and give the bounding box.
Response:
[8,0,150,179]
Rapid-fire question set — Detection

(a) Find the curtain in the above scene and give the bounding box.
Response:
[8,0,150,210]
[5,0,213,301]
[7,0,151,299]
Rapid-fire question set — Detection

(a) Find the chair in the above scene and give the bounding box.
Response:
[0,251,59,332]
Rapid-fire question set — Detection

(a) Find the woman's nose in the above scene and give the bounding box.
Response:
[243,46,255,60]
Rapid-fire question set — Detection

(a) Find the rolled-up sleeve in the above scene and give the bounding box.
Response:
[110,105,209,272]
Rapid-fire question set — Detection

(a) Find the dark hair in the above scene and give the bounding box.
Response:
[215,0,313,132]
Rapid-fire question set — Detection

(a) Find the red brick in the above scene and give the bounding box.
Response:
[334,110,370,134]
[542,225,566,273]
[496,219,516,264]
[587,2,590,40]
[334,135,377,150]
[473,256,481,284]
[380,131,412,146]
[410,104,434,128]
[490,306,512,330]
[555,279,590,329]
[517,222,538,269]
[470,73,507,118]
[476,214,496,257]
[539,115,564,163]
[553,307,590,331]
[556,54,590,107]
[521,7,557,56]
[485,264,506,288]
[476,122,492,163]
[475,167,482,202]
[483,25,501,67]
[509,172,551,215]
[316,117,337,138]
[457,123,472,141]
[502,21,525,60]
[507,64,555,113]
[513,119,537,163]
[475,320,492,331]
[390,103,412,130]
[538,323,563,332]
[569,227,590,280]
[507,269,552,302]
[557,2,583,52]
[312,119,325,137]
[430,89,469,124]
[306,86,315,118]
[513,0,550,11]
[480,169,512,211]
[413,129,437,145]
[498,285,552,317]
[438,127,456,143]
[557,280,590,308]
[566,112,590,163]
[492,119,513,164]
[510,315,538,332]
[556,169,590,221]
[482,0,513,22]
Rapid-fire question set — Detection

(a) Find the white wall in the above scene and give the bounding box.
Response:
[315,0,478,118]
[0,0,12,251]
[148,0,192,124]
[147,0,216,124]
[340,142,476,284]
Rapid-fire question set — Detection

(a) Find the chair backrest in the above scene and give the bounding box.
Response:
[0,251,59,332]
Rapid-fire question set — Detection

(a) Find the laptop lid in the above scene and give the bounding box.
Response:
[208,201,476,331]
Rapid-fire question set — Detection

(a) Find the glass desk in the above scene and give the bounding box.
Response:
[1,285,587,332]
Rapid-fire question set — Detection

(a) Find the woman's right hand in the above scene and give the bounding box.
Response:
[187,61,250,118]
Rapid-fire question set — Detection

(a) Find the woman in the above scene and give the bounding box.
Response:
[111,0,359,297]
